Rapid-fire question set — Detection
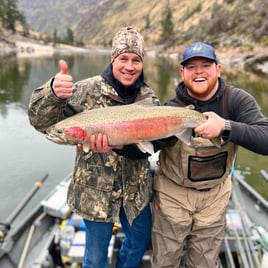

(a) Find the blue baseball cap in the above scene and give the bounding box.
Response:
[181,42,218,66]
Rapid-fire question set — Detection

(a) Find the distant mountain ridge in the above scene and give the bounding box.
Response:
[17,0,267,50]
[17,0,99,38]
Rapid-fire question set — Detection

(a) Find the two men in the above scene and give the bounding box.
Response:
[29,36,268,267]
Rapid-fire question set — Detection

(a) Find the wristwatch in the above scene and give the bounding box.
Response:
[221,120,232,141]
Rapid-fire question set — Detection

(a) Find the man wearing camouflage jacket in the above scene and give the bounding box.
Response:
[28,26,159,268]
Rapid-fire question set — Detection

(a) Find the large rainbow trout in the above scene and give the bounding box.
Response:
[46,102,221,153]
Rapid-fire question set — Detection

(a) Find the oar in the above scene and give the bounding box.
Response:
[0,173,49,241]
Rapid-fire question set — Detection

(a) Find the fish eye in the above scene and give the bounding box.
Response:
[57,129,63,134]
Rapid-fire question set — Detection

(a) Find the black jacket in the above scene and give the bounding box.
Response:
[166,77,268,155]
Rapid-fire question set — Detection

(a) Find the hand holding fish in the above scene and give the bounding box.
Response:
[78,133,124,153]
[89,133,114,153]
[52,60,73,99]
[194,111,225,139]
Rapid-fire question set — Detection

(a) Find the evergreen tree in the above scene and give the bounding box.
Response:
[53,28,58,44]
[66,28,74,45]
[0,0,25,32]
[160,5,175,46]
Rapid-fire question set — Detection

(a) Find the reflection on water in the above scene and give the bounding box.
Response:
[222,69,268,116]
[0,53,267,221]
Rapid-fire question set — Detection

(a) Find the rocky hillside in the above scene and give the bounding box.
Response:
[18,0,267,50]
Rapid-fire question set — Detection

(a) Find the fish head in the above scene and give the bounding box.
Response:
[46,124,88,145]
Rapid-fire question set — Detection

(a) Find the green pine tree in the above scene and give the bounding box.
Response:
[0,0,25,32]
[160,5,175,46]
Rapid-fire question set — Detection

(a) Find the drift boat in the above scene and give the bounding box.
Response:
[0,165,268,268]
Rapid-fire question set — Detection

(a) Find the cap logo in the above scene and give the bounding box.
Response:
[192,44,203,52]
[180,42,218,66]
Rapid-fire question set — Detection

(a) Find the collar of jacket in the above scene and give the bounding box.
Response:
[101,63,144,104]
[174,77,226,114]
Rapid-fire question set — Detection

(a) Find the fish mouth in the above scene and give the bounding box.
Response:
[46,133,65,144]
[46,133,77,145]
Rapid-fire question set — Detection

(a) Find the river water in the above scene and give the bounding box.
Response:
[0,52,267,226]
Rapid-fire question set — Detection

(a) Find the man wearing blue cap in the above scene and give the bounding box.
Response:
[151,42,268,267]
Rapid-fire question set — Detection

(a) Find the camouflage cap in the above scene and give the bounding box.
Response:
[111,26,145,62]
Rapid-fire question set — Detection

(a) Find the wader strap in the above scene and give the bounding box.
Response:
[224,85,238,172]
[224,86,230,119]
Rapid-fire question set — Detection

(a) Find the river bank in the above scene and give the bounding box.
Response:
[1,34,268,74]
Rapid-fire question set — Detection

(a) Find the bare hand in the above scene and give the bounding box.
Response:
[194,112,225,139]
[89,133,123,153]
[52,59,73,99]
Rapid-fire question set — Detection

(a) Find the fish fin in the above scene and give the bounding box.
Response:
[132,98,156,107]
[175,129,193,145]
[176,129,222,148]
[209,136,222,148]
[137,142,154,155]
[83,141,90,153]
[185,104,195,110]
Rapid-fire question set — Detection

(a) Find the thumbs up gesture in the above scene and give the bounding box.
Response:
[52,60,73,99]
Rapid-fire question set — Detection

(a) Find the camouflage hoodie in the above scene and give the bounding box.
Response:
[28,64,159,224]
